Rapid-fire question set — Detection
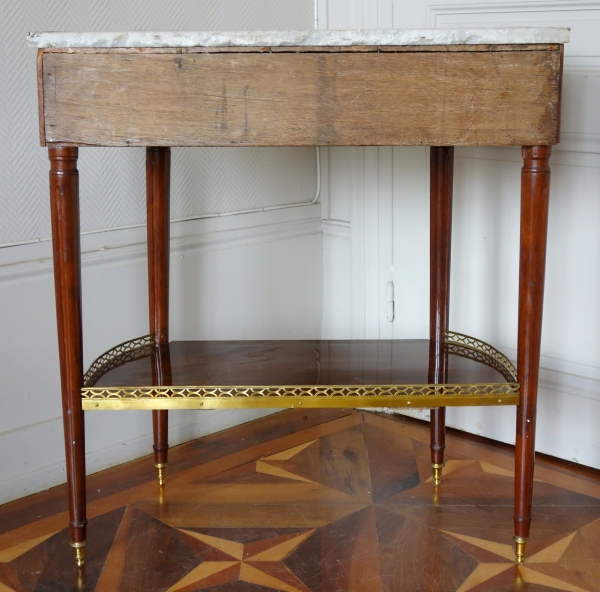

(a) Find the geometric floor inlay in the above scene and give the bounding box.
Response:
[1,411,599,591]
[167,529,316,591]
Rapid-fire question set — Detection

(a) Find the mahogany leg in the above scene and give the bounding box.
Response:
[429,146,454,486]
[146,147,171,486]
[514,145,552,563]
[49,147,87,567]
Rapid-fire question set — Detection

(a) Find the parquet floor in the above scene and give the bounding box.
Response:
[1,410,599,592]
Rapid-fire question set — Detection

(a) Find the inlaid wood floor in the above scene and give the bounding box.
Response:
[1,410,599,592]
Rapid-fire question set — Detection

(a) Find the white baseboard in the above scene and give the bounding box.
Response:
[0,408,280,505]
[389,358,600,470]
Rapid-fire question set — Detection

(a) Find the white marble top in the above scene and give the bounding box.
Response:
[28,28,570,49]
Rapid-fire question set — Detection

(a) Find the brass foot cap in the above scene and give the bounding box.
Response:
[70,541,86,568]
[513,536,528,564]
[431,463,445,486]
[155,463,166,487]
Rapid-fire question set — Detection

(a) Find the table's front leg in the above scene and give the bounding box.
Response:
[146,147,171,486]
[49,147,87,567]
[429,146,454,485]
[514,145,552,563]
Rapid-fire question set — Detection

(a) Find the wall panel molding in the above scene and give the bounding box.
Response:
[558,131,600,154]
[322,220,351,240]
[0,206,322,287]
[428,0,600,27]
[428,0,600,60]
[429,0,600,18]
[428,0,600,156]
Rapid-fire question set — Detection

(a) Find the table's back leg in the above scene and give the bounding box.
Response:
[514,145,551,563]
[429,146,454,486]
[49,147,87,567]
[146,147,171,486]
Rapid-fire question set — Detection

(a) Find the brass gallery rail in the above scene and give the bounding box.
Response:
[81,331,519,410]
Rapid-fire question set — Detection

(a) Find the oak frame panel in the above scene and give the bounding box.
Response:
[39,46,562,148]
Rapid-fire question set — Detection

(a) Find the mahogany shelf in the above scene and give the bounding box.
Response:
[81,332,519,410]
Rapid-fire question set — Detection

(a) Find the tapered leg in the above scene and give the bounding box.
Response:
[429,146,454,485]
[49,147,86,567]
[146,147,171,486]
[514,145,552,563]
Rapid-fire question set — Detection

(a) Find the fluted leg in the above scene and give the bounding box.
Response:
[146,147,171,485]
[49,147,87,567]
[514,145,552,563]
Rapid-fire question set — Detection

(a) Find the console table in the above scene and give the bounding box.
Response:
[29,28,569,568]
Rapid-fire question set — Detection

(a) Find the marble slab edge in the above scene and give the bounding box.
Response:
[27,28,570,49]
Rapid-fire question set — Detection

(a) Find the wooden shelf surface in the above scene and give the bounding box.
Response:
[93,339,509,386]
[81,336,519,410]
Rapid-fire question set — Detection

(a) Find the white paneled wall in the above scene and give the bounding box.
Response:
[0,0,320,504]
[319,0,600,468]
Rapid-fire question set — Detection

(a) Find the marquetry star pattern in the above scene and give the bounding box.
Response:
[1,415,599,592]
[443,529,598,592]
[167,529,316,592]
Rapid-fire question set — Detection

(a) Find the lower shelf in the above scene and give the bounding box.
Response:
[81,332,519,410]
